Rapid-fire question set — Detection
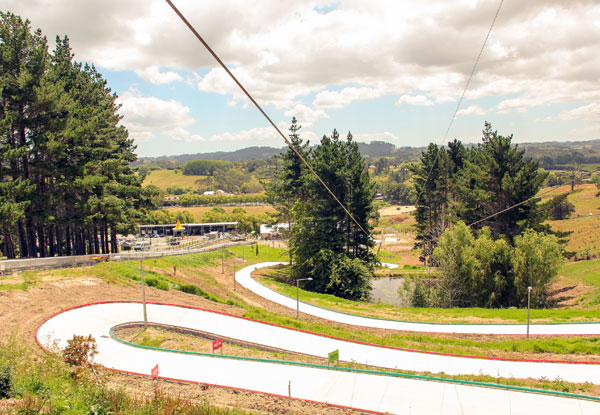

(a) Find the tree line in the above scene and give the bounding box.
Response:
[0,13,155,259]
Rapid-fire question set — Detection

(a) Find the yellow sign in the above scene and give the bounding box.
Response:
[174,220,183,230]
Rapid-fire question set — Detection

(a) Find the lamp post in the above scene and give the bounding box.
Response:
[233,253,236,291]
[526,286,532,338]
[296,277,313,319]
[140,258,148,329]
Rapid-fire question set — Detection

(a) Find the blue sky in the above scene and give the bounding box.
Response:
[6,0,600,157]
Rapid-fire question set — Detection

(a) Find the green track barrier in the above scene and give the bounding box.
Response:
[110,322,600,402]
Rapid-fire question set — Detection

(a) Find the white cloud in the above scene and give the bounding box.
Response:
[313,87,382,109]
[555,103,600,123]
[396,94,435,106]
[284,104,329,126]
[10,0,600,113]
[7,0,600,149]
[117,88,197,142]
[456,104,489,116]
[352,131,401,143]
[205,126,281,143]
[135,66,183,85]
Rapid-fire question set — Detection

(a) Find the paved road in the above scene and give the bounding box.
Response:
[37,302,600,414]
[237,261,600,335]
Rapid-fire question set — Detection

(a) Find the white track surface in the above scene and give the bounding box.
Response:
[38,302,600,414]
[238,262,600,335]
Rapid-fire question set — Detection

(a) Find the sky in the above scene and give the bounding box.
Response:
[5,0,600,157]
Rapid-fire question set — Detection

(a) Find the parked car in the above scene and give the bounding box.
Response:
[134,241,151,251]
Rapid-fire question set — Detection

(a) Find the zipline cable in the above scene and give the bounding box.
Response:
[468,168,600,227]
[415,0,504,208]
[164,0,370,238]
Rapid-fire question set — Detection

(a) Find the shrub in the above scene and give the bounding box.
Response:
[145,277,170,291]
[62,334,98,366]
[0,365,13,398]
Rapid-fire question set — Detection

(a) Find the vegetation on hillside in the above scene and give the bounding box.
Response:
[407,222,563,308]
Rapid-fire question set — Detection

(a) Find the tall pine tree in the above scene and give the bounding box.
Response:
[291,129,376,300]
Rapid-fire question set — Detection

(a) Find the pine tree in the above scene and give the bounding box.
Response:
[410,143,454,264]
[266,117,310,263]
[0,14,154,258]
[465,122,546,240]
[290,129,375,300]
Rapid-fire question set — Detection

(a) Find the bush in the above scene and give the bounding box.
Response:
[0,365,13,398]
[430,222,562,308]
[62,335,98,366]
[144,277,170,291]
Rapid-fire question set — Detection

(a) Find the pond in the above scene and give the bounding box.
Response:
[370,276,409,306]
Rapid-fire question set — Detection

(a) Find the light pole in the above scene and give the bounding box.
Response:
[233,253,236,291]
[140,258,148,329]
[296,277,313,319]
[526,286,532,338]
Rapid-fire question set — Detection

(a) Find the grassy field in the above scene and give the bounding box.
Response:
[542,183,599,214]
[541,184,600,256]
[143,169,206,190]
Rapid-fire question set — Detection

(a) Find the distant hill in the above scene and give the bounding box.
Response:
[135,139,600,168]
[136,141,425,166]
[138,146,285,165]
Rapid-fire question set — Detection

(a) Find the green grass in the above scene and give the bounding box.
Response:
[560,259,600,288]
[256,266,600,323]
[117,326,599,397]
[228,244,289,264]
[0,281,32,290]
[0,274,37,291]
[242,306,600,358]
[143,168,206,190]
[0,337,246,414]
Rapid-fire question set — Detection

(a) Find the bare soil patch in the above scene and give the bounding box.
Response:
[0,272,360,415]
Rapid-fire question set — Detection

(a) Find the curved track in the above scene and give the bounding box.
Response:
[35,262,600,414]
[238,262,600,335]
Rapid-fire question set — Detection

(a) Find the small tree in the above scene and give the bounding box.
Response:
[512,230,563,307]
[549,194,575,220]
[433,222,480,307]
[62,334,98,366]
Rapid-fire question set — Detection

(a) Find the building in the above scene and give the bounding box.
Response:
[138,222,238,237]
[259,223,290,239]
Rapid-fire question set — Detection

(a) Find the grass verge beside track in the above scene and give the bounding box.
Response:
[254,265,600,323]
[112,324,600,398]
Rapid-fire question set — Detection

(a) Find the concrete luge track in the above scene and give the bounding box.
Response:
[37,301,600,415]
[35,262,600,414]
[238,261,600,335]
